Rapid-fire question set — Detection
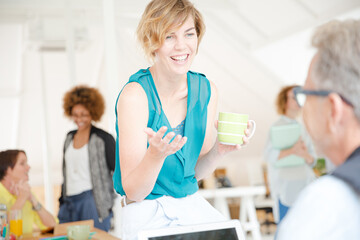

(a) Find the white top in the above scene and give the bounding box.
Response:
[121,192,228,240]
[264,115,316,222]
[277,175,360,240]
[65,140,93,196]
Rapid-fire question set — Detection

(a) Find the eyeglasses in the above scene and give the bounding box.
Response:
[293,86,353,108]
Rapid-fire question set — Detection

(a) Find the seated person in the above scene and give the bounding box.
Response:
[0,149,58,234]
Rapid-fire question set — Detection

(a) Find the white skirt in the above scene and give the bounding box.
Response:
[121,192,226,240]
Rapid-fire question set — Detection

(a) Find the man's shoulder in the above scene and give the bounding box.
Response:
[306,175,358,195]
[278,176,360,240]
[297,175,359,207]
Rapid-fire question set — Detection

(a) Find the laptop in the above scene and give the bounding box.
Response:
[138,220,245,240]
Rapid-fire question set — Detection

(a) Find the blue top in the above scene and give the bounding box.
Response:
[113,68,211,199]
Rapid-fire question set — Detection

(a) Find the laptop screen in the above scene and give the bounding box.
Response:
[149,227,238,240]
[138,220,244,240]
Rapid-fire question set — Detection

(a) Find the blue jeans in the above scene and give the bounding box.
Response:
[278,199,290,223]
[58,190,113,231]
[275,200,290,239]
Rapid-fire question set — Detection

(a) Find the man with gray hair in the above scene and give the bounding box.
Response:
[277,19,360,239]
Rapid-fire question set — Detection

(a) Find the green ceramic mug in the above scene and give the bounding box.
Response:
[217,112,256,145]
[67,225,90,240]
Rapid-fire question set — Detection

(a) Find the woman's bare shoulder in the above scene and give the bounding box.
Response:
[121,82,146,98]
[118,82,147,105]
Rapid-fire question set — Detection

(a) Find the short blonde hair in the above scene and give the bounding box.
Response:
[137,0,205,62]
[276,85,299,115]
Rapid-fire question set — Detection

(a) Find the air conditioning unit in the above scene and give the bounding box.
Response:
[26,17,90,52]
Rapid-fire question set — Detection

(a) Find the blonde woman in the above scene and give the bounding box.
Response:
[113,0,252,239]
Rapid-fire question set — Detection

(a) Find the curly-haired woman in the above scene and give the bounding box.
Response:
[58,85,116,231]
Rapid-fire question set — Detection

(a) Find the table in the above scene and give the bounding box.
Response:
[199,186,266,240]
[22,224,120,240]
[22,228,120,240]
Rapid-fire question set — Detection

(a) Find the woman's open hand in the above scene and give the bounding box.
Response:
[144,126,187,159]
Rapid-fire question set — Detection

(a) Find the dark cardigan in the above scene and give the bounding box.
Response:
[59,125,116,220]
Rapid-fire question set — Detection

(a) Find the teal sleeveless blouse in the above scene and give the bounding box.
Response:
[113,68,211,199]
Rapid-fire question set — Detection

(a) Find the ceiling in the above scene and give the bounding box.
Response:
[0,0,359,49]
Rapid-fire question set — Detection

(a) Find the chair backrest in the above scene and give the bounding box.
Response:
[54,220,94,235]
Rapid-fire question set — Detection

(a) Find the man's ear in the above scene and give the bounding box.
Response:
[328,93,344,133]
